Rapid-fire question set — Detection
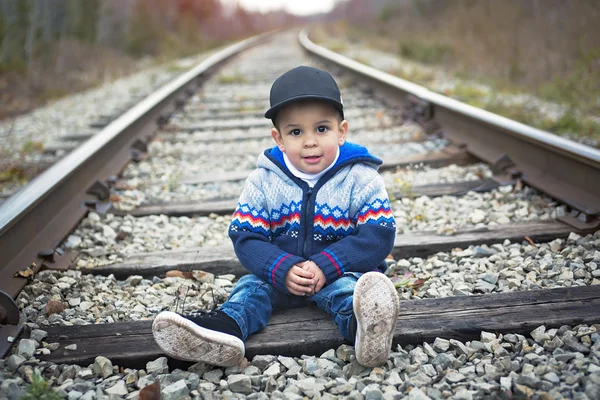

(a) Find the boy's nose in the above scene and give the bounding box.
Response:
[304,133,318,147]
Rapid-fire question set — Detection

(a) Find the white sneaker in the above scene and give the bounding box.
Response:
[152,310,245,367]
[353,271,400,367]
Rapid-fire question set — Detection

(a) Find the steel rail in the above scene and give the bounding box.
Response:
[298,29,600,227]
[0,32,272,299]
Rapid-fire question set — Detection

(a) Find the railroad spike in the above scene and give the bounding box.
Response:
[0,290,19,326]
[131,139,148,153]
[38,249,55,262]
[86,180,110,201]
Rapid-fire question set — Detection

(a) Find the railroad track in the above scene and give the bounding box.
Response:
[1,30,599,399]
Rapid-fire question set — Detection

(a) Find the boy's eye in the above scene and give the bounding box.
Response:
[290,129,302,136]
[317,126,328,133]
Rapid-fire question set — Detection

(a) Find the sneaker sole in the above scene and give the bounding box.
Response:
[152,311,245,367]
[353,271,400,367]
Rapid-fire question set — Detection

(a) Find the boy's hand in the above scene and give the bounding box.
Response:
[302,261,326,294]
[285,265,315,296]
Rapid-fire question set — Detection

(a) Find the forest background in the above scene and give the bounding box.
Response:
[1,0,598,128]
[0,0,296,119]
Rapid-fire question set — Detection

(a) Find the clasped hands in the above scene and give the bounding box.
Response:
[284,260,326,296]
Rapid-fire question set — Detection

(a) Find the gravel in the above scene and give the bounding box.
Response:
[0,51,214,197]
[3,31,599,400]
[324,43,599,148]
[1,326,599,399]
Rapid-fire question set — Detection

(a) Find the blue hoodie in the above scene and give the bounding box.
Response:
[229,141,396,294]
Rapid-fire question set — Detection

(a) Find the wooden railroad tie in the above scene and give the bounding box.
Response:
[83,220,591,279]
[38,285,600,369]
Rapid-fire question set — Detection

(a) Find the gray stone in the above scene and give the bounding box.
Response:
[432,338,450,352]
[385,370,403,386]
[336,344,356,362]
[146,357,169,375]
[531,326,551,343]
[450,339,475,358]
[475,280,496,293]
[410,347,429,365]
[162,379,189,400]
[516,374,541,389]
[420,364,436,377]
[563,335,590,353]
[136,374,157,389]
[17,339,37,358]
[480,331,497,343]
[295,377,325,397]
[542,372,560,384]
[480,272,499,285]
[65,344,78,351]
[198,382,216,392]
[553,352,578,363]
[203,368,223,383]
[408,372,432,386]
[188,362,211,375]
[45,342,60,351]
[78,368,94,380]
[393,354,410,371]
[6,355,26,372]
[264,363,281,376]
[362,384,383,400]
[251,355,277,370]
[1,379,25,400]
[407,387,431,400]
[68,390,83,400]
[30,329,48,342]
[302,358,319,374]
[431,353,454,370]
[242,365,261,376]
[500,376,512,390]
[278,356,299,370]
[285,365,301,378]
[227,374,252,394]
[453,388,476,400]
[80,390,96,400]
[330,381,355,395]
[473,246,497,258]
[445,371,466,383]
[105,380,128,396]
[92,356,113,378]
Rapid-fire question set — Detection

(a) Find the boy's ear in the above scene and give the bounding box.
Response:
[337,120,348,146]
[271,128,285,152]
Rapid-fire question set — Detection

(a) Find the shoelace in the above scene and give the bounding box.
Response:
[183,307,219,319]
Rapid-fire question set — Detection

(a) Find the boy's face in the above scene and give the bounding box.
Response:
[271,101,348,175]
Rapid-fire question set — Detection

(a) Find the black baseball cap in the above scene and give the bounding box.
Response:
[265,66,344,120]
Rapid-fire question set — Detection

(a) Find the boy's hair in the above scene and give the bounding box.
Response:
[265,65,344,127]
[271,99,344,131]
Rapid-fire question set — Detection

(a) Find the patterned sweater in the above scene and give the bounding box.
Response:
[229,142,396,294]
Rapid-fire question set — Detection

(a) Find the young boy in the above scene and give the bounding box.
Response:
[153,66,400,368]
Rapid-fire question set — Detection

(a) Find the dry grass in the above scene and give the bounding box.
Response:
[314,1,600,144]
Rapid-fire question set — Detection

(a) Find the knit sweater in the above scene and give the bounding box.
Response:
[228,141,397,294]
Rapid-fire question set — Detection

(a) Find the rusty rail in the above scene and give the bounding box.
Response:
[0,32,271,301]
[299,29,600,230]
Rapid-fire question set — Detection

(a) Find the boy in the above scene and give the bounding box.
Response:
[153,66,400,368]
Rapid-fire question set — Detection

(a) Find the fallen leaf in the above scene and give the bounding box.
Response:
[139,380,161,400]
[12,264,35,280]
[45,300,66,315]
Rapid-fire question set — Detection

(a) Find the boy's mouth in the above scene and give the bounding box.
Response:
[303,155,322,164]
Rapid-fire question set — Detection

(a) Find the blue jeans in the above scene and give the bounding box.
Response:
[219,272,362,342]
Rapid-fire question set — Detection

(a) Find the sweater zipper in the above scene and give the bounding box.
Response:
[302,187,313,258]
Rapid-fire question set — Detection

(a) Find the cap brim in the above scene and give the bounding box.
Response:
[265,95,344,120]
